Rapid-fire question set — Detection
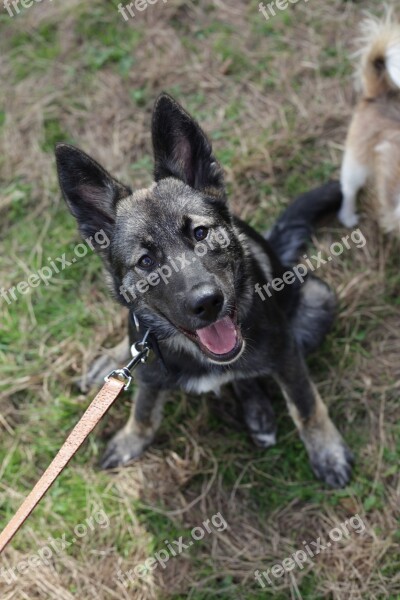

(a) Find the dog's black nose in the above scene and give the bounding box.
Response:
[187,286,224,322]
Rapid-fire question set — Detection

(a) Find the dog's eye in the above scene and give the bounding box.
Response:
[194,226,209,242]
[138,255,154,269]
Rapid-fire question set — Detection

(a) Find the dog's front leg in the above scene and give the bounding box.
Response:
[77,336,131,393]
[100,383,167,469]
[275,354,353,488]
[233,378,277,449]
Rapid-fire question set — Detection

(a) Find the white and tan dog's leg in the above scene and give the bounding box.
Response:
[339,146,369,228]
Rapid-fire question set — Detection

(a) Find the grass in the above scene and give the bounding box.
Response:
[0,0,399,598]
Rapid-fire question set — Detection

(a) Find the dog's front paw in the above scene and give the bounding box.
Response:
[308,437,354,488]
[76,355,120,393]
[100,428,151,469]
[251,431,277,449]
[338,209,359,229]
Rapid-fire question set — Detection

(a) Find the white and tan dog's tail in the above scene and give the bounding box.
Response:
[359,11,400,98]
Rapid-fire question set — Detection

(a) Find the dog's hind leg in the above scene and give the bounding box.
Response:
[339,145,369,228]
[233,379,277,448]
[374,139,400,233]
[77,336,130,393]
[292,275,336,356]
[275,351,353,488]
[100,383,168,469]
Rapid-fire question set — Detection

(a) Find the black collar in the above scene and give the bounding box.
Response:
[130,311,168,373]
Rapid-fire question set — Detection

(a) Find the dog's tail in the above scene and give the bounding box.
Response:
[266,181,342,265]
[358,11,400,98]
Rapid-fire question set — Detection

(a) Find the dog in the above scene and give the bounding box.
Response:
[55,93,353,488]
[339,11,400,233]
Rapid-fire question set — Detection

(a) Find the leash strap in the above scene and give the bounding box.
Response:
[0,377,125,554]
[0,331,152,554]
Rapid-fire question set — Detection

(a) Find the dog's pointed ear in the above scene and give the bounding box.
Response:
[152,93,225,198]
[55,143,131,242]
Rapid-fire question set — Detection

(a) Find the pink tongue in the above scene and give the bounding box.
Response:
[196,317,237,355]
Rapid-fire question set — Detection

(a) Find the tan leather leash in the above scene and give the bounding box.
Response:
[0,336,151,554]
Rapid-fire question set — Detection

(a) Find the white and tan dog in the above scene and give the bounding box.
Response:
[339,11,400,234]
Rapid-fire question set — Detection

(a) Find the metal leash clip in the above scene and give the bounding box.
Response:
[104,329,151,391]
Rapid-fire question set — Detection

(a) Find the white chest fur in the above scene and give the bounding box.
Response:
[183,372,238,395]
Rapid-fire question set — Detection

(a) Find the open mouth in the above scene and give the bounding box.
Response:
[180,311,244,363]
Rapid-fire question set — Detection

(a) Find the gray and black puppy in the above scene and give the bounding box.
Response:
[55,93,353,488]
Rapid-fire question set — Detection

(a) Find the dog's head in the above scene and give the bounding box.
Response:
[56,93,251,364]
